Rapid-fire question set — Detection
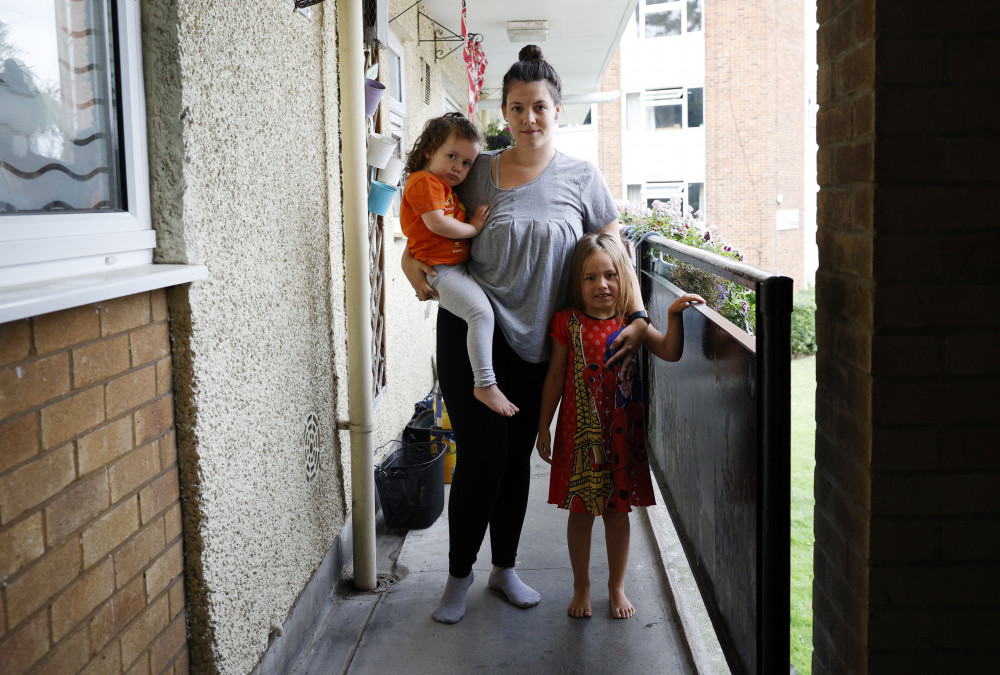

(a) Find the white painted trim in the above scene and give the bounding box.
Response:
[0,231,156,266]
[0,0,156,286]
[0,264,208,324]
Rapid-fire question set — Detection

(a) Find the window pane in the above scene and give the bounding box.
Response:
[0,0,121,214]
[388,50,402,102]
[649,104,682,130]
[646,0,672,5]
[645,181,683,208]
[626,93,642,131]
[645,10,682,38]
[688,182,704,214]
[687,0,703,32]
[627,184,642,203]
[688,87,704,127]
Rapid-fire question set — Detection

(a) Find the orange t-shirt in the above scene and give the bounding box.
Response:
[400,171,470,266]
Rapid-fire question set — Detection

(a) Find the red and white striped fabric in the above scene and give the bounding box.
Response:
[461,0,487,118]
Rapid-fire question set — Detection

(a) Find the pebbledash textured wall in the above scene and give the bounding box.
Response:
[0,292,187,674]
[140,0,439,672]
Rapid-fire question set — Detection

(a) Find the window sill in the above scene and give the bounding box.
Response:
[0,264,208,324]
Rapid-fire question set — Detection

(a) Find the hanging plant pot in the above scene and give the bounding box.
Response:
[368,179,397,216]
[377,157,405,187]
[366,132,395,168]
[364,78,386,116]
[485,134,513,151]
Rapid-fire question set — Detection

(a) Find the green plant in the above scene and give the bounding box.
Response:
[618,199,756,334]
[483,119,513,150]
[790,285,817,357]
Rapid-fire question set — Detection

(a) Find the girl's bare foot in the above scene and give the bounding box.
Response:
[567,585,592,618]
[609,588,634,619]
[474,384,518,417]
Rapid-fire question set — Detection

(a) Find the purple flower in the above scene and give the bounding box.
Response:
[704,231,711,241]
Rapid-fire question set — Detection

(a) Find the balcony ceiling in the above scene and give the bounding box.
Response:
[415,0,638,104]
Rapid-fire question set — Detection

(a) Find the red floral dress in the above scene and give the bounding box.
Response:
[547,309,656,515]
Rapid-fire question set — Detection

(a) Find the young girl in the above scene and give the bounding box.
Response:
[401,113,518,417]
[536,233,704,619]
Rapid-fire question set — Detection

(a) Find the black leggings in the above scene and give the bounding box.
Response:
[437,309,549,577]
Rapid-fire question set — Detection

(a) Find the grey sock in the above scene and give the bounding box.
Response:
[432,572,474,624]
[487,568,541,608]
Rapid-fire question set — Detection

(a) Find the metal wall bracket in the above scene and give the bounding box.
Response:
[389,1,482,61]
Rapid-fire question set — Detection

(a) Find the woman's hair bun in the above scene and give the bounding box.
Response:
[518,44,544,62]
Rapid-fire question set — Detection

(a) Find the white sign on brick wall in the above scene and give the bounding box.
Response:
[776,209,800,230]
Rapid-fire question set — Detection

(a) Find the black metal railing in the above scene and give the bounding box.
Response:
[625,230,792,675]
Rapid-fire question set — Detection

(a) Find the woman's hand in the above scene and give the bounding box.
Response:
[536,428,552,464]
[606,319,649,370]
[401,247,438,300]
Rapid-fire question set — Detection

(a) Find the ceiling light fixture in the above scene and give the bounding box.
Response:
[506,20,549,43]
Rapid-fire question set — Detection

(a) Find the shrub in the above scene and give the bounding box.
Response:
[617,199,756,334]
[790,285,817,357]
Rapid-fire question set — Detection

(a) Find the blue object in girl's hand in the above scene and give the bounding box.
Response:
[604,329,623,368]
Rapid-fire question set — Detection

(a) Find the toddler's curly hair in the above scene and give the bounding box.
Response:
[404,112,482,177]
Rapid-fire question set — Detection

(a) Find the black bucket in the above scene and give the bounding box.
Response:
[374,441,445,530]
[402,409,435,446]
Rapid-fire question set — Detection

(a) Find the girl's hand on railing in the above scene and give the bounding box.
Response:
[669,293,706,313]
[401,247,438,300]
[536,428,553,464]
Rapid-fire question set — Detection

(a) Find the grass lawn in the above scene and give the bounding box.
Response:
[790,355,816,675]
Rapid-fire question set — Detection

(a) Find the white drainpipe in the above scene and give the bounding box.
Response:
[337,0,376,591]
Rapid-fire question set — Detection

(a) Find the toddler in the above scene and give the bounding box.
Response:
[400,113,517,416]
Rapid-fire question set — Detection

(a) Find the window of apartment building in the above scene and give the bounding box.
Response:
[644,181,684,208]
[558,103,594,128]
[636,0,704,39]
[687,87,704,127]
[626,87,704,132]
[687,182,704,214]
[629,181,705,215]
[0,0,152,286]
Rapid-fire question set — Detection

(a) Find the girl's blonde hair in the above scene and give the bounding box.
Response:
[404,112,482,177]
[569,233,635,318]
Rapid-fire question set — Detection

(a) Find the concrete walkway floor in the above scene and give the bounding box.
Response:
[289,453,720,674]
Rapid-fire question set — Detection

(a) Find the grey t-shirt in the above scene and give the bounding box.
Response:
[455,150,619,363]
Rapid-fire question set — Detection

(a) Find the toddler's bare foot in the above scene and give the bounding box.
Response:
[474,384,518,417]
[567,585,592,618]
[609,588,634,619]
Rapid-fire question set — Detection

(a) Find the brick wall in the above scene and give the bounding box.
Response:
[815,1,1000,672]
[813,1,875,671]
[706,0,806,287]
[598,48,623,199]
[0,291,188,675]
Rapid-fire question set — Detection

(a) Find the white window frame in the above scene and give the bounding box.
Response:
[627,87,703,132]
[0,0,205,323]
[387,27,406,118]
[644,181,685,207]
[639,0,702,39]
[642,181,704,216]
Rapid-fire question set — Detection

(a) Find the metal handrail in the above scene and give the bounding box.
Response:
[627,228,792,675]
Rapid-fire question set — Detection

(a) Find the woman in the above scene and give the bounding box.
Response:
[402,45,650,624]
